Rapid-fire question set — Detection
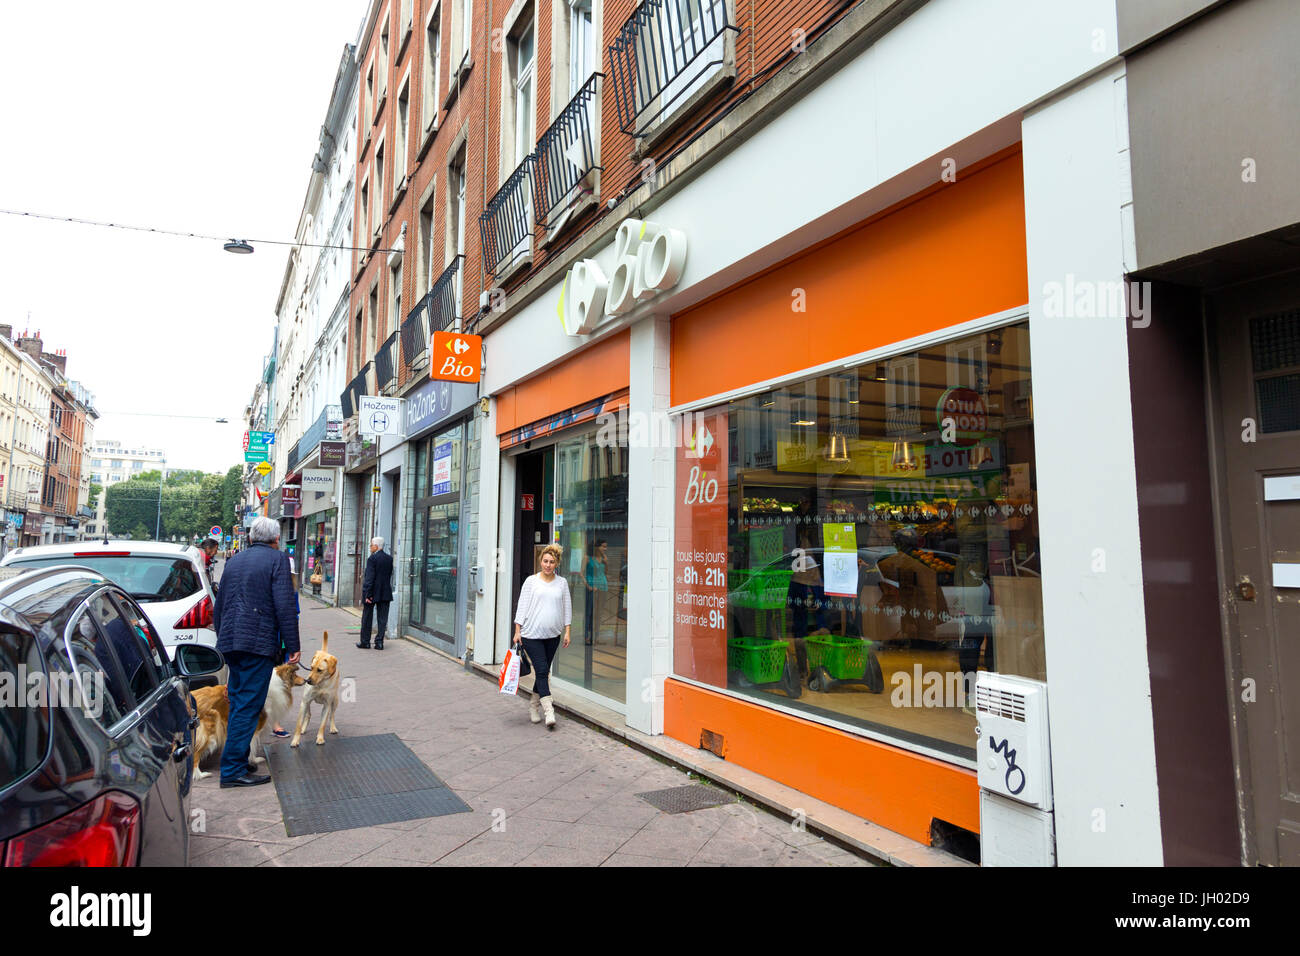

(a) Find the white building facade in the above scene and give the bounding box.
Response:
[86,440,165,539]
[269,40,358,602]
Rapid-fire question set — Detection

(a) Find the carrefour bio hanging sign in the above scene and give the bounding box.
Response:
[557,218,687,335]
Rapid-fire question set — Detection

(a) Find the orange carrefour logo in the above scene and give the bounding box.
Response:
[430,331,482,383]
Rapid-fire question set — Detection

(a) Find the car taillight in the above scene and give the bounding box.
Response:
[174,594,213,630]
[3,791,140,866]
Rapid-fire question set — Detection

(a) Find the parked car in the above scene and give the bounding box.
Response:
[0,565,224,866]
[0,541,215,662]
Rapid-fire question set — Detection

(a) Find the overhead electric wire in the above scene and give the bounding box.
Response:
[0,208,399,255]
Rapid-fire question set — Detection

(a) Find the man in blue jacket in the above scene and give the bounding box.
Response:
[357,536,393,650]
[213,516,301,787]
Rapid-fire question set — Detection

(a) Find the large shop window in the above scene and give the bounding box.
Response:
[673,324,1041,760]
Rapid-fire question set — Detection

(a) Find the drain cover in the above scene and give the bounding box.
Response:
[636,784,731,814]
[265,733,471,836]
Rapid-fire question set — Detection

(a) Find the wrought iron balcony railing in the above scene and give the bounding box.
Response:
[402,255,464,372]
[533,73,603,226]
[340,362,372,419]
[478,156,535,280]
[608,0,736,137]
[376,332,399,391]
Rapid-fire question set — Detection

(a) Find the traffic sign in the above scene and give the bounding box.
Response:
[210,526,221,537]
[255,461,273,476]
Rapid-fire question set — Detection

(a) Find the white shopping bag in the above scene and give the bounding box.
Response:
[498,645,522,695]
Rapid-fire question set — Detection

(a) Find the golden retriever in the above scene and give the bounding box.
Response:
[190,664,305,779]
[291,631,342,748]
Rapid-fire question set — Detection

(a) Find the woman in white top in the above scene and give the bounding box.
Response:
[514,543,571,729]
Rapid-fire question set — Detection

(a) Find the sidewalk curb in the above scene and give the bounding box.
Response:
[407,637,970,868]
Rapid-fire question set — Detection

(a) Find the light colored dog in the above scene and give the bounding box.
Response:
[190,664,305,779]
[291,631,342,747]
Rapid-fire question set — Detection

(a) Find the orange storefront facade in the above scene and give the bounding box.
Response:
[664,149,1037,845]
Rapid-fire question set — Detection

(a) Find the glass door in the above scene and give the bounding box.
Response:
[551,431,628,702]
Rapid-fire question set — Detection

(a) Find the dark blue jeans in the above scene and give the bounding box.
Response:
[521,636,561,697]
[220,650,276,782]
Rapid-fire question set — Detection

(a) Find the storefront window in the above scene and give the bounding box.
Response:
[552,429,629,703]
[673,324,1041,760]
[303,510,337,594]
[411,422,464,643]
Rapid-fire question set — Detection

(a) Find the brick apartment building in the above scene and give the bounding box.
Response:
[327,0,1300,866]
[3,331,97,544]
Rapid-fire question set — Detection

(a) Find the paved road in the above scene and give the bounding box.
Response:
[190,601,872,866]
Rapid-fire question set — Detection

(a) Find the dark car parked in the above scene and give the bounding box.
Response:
[0,566,223,866]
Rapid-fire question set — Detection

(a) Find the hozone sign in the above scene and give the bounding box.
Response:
[557,218,687,335]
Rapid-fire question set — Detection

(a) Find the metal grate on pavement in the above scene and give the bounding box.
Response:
[636,784,732,814]
[265,733,471,836]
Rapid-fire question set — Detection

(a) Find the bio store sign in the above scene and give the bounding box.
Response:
[558,218,687,335]
[674,412,729,687]
[936,387,987,448]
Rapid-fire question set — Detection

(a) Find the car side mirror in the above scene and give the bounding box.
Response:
[175,645,224,679]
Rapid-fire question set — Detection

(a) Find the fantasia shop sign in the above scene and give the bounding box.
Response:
[557,218,687,335]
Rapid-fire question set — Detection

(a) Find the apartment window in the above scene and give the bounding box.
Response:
[568,0,594,98]
[379,15,390,104]
[451,0,472,67]
[360,173,370,250]
[423,5,441,133]
[366,62,375,129]
[394,78,410,191]
[509,19,536,168]
[368,285,380,356]
[447,145,467,319]
[401,0,413,41]
[374,139,386,237]
[354,309,364,373]
[420,192,437,293]
[390,259,403,342]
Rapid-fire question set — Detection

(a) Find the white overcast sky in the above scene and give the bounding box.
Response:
[0,0,365,474]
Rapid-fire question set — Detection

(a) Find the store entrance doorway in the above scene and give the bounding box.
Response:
[1212,274,1300,866]
[511,447,553,624]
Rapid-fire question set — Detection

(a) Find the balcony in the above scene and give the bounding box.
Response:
[286,439,302,473]
[340,362,372,420]
[533,73,603,228]
[608,0,736,139]
[478,157,535,282]
[376,332,399,394]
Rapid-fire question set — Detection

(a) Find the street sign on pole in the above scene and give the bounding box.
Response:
[210,526,221,538]
[255,461,273,476]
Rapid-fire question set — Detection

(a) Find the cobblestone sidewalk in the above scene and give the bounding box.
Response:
[189,602,872,867]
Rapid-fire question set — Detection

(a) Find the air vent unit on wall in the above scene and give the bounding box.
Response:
[975,672,1055,867]
[975,684,1026,722]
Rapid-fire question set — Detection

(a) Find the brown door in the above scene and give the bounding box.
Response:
[1212,279,1300,866]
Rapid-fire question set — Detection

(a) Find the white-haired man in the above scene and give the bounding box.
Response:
[212,515,301,786]
[357,536,393,650]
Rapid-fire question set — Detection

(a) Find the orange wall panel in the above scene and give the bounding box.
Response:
[664,679,980,844]
[671,150,1028,406]
[495,329,630,434]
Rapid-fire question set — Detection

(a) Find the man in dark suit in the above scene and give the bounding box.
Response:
[212,516,300,787]
[357,536,394,650]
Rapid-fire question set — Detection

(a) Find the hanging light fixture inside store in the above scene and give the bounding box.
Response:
[891,440,918,471]
[827,430,850,462]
